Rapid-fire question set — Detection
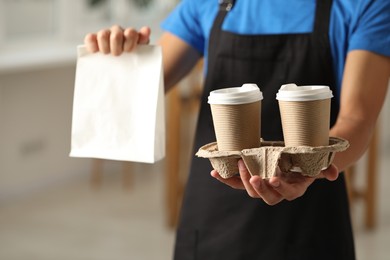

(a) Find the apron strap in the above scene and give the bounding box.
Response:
[313,0,333,35]
[206,0,235,87]
[213,0,235,31]
[218,0,235,11]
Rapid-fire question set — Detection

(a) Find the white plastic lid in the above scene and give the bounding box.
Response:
[276,83,333,101]
[208,83,263,105]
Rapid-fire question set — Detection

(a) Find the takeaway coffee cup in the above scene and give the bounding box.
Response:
[208,83,263,151]
[276,83,333,147]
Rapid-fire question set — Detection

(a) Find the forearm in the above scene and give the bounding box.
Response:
[330,50,390,172]
[330,115,376,172]
[157,32,202,93]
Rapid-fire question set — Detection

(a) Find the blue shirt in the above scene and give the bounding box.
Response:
[161,0,390,91]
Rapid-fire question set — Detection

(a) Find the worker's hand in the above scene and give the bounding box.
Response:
[211,159,339,205]
[84,25,151,55]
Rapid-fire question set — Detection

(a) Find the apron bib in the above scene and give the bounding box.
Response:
[174,1,355,259]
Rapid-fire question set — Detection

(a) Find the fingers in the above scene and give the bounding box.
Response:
[210,160,284,205]
[267,168,315,201]
[249,176,284,205]
[268,175,313,201]
[238,160,260,198]
[123,28,139,52]
[84,25,151,55]
[268,164,340,201]
[211,161,339,206]
[210,170,245,190]
[138,26,151,44]
[84,33,99,53]
[96,28,111,54]
[110,25,124,56]
[320,164,339,181]
[237,160,283,204]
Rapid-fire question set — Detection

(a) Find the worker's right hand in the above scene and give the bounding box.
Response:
[84,25,151,56]
[211,159,339,206]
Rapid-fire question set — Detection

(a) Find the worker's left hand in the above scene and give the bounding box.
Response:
[210,159,339,205]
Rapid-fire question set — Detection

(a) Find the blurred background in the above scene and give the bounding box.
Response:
[0,0,389,259]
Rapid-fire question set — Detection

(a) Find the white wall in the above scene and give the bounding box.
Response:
[0,64,91,201]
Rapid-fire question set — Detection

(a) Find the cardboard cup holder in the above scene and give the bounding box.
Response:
[196,137,349,179]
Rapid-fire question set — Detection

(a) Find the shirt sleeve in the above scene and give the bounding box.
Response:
[161,0,205,55]
[348,0,390,57]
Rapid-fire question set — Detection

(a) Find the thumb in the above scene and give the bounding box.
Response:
[320,164,339,181]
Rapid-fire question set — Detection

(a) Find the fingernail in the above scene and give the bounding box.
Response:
[270,178,280,188]
[238,160,245,170]
[210,170,218,178]
[250,177,261,189]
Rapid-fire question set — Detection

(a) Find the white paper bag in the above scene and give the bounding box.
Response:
[70,45,165,163]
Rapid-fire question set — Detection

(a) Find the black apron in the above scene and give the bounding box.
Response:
[174,0,355,259]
